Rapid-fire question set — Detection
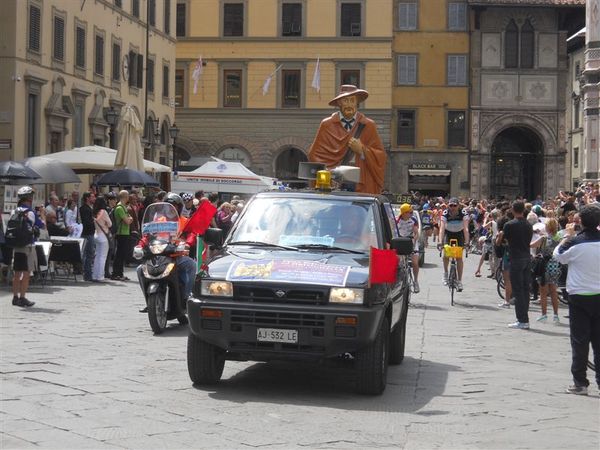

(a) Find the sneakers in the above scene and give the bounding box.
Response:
[457,281,463,292]
[139,306,148,313]
[14,297,35,307]
[531,299,541,305]
[443,273,448,286]
[509,297,516,305]
[536,314,548,323]
[413,280,420,294]
[553,314,560,324]
[565,385,588,395]
[12,296,19,306]
[508,321,530,329]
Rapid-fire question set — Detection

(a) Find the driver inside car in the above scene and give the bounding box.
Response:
[135,193,198,313]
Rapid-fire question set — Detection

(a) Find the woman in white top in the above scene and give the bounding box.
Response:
[92,196,112,281]
[65,199,83,238]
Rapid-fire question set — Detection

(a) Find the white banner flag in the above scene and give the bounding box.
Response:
[261,65,282,96]
[192,56,203,94]
[311,57,321,92]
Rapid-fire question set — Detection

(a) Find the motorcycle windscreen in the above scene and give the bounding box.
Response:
[141,202,179,239]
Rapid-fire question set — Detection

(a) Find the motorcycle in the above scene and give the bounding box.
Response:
[135,202,189,334]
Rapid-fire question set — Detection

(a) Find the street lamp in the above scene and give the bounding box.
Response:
[145,117,161,160]
[104,106,119,149]
[169,123,180,171]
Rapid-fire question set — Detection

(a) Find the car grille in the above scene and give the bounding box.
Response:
[230,310,326,328]
[234,284,328,304]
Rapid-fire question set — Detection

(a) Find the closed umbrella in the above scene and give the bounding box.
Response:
[22,156,81,184]
[95,169,160,187]
[114,104,145,171]
[0,161,41,184]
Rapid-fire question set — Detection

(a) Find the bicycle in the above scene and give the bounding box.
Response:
[443,239,463,306]
[399,251,417,296]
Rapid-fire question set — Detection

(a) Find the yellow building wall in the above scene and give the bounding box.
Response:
[188,0,220,37]
[306,1,336,37]
[248,0,277,36]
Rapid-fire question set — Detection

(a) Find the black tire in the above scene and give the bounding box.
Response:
[177,314,189,325]
[389,305,408,365]
[449,265,456,306]
[587,361,595,371]
[418,251,425,267]
[187,333,225,385]
[355,317,389,395]
[148,291,168,334]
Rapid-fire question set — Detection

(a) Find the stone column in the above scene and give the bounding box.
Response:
[583,0,600,182]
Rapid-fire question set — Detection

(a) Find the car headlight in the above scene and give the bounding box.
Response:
[201,280,233,297]
[329,288,364,304]
[150,242,168,254]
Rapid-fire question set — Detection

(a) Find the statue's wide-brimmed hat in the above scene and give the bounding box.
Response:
[328,84,369,107]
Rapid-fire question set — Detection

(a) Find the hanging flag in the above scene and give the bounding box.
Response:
[311,57,321,92]
[192,56,203,94]
[261,64,282,96]
[369,247,398,285]
[182,199,217,238]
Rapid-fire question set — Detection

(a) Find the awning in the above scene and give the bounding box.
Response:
[409,169,451,177]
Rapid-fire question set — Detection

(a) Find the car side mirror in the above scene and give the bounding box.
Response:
[391,237,413,255]
[204,228,224,247]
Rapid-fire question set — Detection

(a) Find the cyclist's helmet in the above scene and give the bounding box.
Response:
[165,192,183,214]
[400,203,413,215]
[422,203,430,210]
[181,192,193,202]
[17,185,35,199]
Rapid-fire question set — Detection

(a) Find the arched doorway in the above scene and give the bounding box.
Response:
[275,147,307,188]
[490,127,543,200]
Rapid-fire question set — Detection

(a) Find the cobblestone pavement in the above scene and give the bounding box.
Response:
[1,248,598,449]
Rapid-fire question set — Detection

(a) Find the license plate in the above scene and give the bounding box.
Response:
[257,328,298,344]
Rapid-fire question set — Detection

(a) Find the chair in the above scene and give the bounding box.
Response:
[49,240,82,282]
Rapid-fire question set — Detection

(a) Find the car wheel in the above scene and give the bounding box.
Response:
[355,316,389,395]
[148,291,167,334]
[187,333,225,385]
[389,305,407,365]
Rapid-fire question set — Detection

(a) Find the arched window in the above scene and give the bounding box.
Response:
[520,19,534,69]
[504,20,518,68]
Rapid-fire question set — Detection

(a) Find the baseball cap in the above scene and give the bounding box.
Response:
[400,203,413,214]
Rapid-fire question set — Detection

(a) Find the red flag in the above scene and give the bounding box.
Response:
[182,200,217,236]
[369,247,398,285]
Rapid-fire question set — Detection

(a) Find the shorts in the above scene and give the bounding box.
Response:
[443,231,465,247]
[12,246,37,272]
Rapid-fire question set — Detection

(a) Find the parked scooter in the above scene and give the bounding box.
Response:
[134,202,189,334]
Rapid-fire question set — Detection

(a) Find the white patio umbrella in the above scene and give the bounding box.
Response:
[114,104,145,171]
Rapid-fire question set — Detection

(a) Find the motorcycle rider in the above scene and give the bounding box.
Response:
[135,193,198,313]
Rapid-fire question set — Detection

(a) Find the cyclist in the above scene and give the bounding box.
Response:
[420,202,433,248]
[438,197,470,291]
[396,203,420,293]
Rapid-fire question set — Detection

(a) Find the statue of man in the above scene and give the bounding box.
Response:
[308,85,387,194]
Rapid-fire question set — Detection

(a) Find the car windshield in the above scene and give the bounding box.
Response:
[229,197,378,253]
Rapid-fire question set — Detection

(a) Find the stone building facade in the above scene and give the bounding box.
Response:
[468,0,584,200]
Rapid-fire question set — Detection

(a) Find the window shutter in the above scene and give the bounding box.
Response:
[176,3,186,36]
[408,4,417,29]
[147,59,154,93]
[53,16,65,61]
[448,56,457,85]
[95,36,104,75]
[112,43,120,81]
[408,56,416,83]
[76,27,86,68]
[29,5,41,52]
[164,0,171,34]
[132,0,140,18]
[129,50,136,86]
[149,0,156,26]
[137,54,144,88]
[163,65,169,98]
[398,4,408,29]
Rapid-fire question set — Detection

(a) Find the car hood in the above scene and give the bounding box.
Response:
[205,247,370,287]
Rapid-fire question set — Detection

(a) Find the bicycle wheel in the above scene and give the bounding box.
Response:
[496,267,505,300]
[449,264,457,306]
[558,287,569,306]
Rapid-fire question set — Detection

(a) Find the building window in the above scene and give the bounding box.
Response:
[129,50,144,88]
[282,69,301,108]
[448,2,466,31]
[112,43,121,81]
[27,93,38,157]
[574,98,580,128]
[163,65,169,98]
[175,69,184,106]
[447,55,467,85]
[28,4,41,52]
[75,26,86,68]
[397,54,417,85]
[115,0,122,7]
[176,2,186,36]
[223,3,244,36]
[74,102,85,147]
[341,3,361,36]
[224,69,242,107]
[573,147,579,168]
[341,69,360,87]
[148,0,156,26]
[398,2,417,31]
[95,35,104,75]
[282,3,302,36]
[132,0,140,18]
[504,19,518,68]
[520,19,534,69]
[147,58,155,93]
[397,110,415,146]
[53,16,65,61]
[447,111,466,147]
[164,0,171,34]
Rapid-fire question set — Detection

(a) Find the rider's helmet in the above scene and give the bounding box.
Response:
[422,203,430,211]
[400,203,413,215]
[17,185,34,199]
[165,192,183,214]
[181,192,193,203]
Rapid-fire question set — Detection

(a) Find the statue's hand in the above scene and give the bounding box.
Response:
[348,137,364,157]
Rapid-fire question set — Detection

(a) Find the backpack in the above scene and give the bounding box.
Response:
[5,208,35,248]
[109,207,119,235]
